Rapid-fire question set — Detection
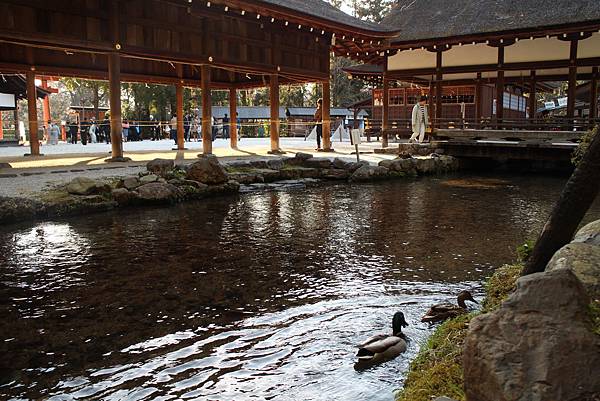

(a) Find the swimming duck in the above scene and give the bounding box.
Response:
[421,290,478,324]
[354,311,409,370]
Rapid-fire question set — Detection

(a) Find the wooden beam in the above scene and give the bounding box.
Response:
[229,88,238,149]
[26,70,40,155]
[201,64,212,155]
[269,74,280,153]
[496,46,505,128]
[382,67,390,148]
[435,50,443,128]
[108,52,123,159]
[591,67,598,122]
[322,79,332,151]
[528,70,537,122]
[567,39,578,119]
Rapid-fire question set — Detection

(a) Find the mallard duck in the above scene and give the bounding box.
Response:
[421,290,478,323]
[354,311,409,370]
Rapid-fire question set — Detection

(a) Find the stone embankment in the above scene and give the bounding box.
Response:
[463,219,600,401]
[0,153,459,225]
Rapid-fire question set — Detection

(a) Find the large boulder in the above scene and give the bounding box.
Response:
[303,158,332,169]
[139,174,159,184]
[146,158,174,177]
[546,242,600,299]
[186,156,228,185]
[463,269,600,401]
[573,219,600,246]
[66,177,110,195]
[350,165,389,182]
[135,182,180,203]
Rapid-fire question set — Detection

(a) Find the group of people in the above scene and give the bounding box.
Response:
[66,117,112,145]
[168,112,234,145]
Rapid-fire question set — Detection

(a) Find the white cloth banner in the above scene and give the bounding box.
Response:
[332,125,350,142]
[306,126,317,141]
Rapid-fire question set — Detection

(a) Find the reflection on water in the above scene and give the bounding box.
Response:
[1,174,598,400]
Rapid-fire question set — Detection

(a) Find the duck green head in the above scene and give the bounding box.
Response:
[392,311,409,335]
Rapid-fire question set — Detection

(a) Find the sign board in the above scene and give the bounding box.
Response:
[544,101,556,110]
[351,129,361,145]
[557,97,568,107]
[0,93,16,111]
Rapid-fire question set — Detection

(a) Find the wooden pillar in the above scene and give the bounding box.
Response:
[269,74,280,153]
[435,50,443,131]
[382,71,390,148]
[108,52,123,159]
[590,67,598,123]
[528,70,537,125]
[496,46,505,128]
[201,64,212,155]
[475,72,482,129]
[41,78,51,126]
[26,70,40,156]
[229,87,238,148]
[567,39,578,120]
[0,112,3,140]
[175,81,185,150]
[322,80,332,151]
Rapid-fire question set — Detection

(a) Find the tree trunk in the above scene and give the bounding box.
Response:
[522,127,600,275]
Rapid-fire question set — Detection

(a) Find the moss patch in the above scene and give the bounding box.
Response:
[396,264,523,401]
[590,301,600,336]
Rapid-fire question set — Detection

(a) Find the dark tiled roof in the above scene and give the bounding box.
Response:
[0,75,50,101]
[256,0,397,33]
[382,0,600,43]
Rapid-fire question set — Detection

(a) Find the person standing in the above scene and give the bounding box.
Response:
[410,95,429,144]
[89,119,98,143]
[314,98,323,150]
[68,120,78,144]
[49,121,60,145]
[122,119,130,142]
[170,113,177,145]
[102,115,111,144]
[222,113,230,139]
[80,118,89,145]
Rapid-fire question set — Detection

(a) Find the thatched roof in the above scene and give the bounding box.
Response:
[382,0,600,43]
[256,0,397,34]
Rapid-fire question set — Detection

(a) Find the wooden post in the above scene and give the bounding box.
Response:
[382,71,390,148]
[269,74,280,153]
[475,72,482,129]
[41,78,51,126]
[201,64,212,155]
[322,79,332,151]
[435,50,443,131]
[496,46,505,129]
[0,112,3,140]
[229,87,237,148]
[528,70,537,126]
[175,80,185,150]
[590,67,598,123]
[108,52,124,159]
[26,70,40,156]
[567,39,578,121]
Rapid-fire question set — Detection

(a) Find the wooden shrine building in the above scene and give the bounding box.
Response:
[0,0,398,158]
[345,0,600,146]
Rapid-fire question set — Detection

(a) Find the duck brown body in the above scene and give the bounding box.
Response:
[421,291,477,324]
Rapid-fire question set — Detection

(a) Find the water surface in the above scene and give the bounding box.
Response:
[1,174,598,401]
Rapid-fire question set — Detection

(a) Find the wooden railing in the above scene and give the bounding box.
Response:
[364,117,599,141]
